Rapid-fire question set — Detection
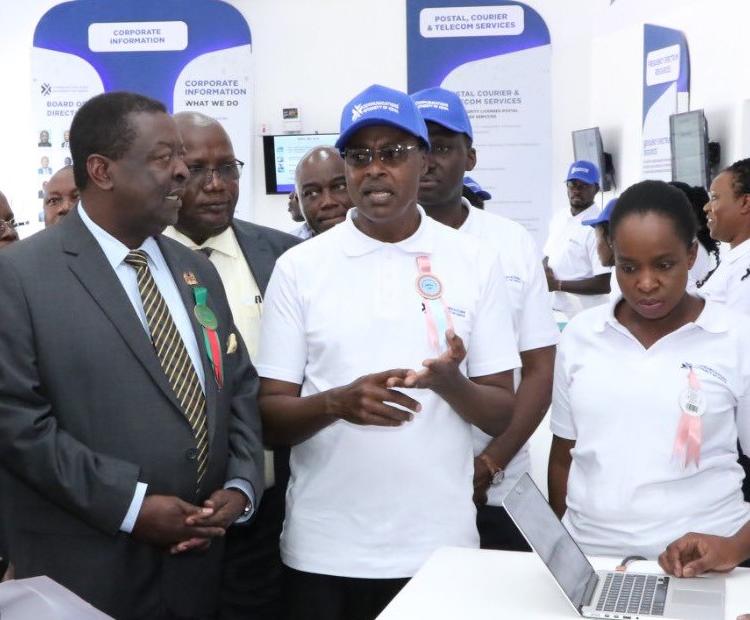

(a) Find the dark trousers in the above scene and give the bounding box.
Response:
[282,566,409,620]
[477,504,531,552]
[219,448,290,620]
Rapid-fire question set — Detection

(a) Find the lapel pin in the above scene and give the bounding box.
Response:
[183,271,198,286]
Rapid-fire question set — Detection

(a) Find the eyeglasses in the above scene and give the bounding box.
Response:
[341,144,419,168]
[186,160,244,185]
[0,218,19,234]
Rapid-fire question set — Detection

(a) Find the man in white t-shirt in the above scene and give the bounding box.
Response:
[255,84,520,620]
[411,86,558,551]
[543,161,611,317]
[702,159,750,314]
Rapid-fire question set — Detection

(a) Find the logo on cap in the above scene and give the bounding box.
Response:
[415,100,449,112]
[571,166,590,175]
[351,100,400,121]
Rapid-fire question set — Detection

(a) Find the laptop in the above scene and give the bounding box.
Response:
[502,473,725,620]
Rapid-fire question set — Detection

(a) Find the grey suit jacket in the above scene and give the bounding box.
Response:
[0,208,264,619]
[231,218,300,295]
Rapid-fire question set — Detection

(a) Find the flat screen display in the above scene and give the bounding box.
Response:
[263,133,338,194]
[670,110,709,188]
[572,127,610,191]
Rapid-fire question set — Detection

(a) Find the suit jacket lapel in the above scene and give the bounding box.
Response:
[232,221,275,294]
[62,210,186,416]
[158,237,218,444]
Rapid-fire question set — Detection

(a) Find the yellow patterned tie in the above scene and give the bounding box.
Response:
[124,250,208,486]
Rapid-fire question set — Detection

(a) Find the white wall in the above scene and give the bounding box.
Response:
[1,0,748,232]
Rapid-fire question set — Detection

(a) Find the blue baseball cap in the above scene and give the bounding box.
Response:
[410,87,473,141]
[566,160,600,185]
[463,176,491,200]
[335,84,430,151]
[582,198,617,227]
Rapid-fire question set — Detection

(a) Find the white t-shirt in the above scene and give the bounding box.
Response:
[700,238,750,314]
[689,243,714,290]
[256,206,520,578]
[551,298,750,559]
[460,204,559,505]
[544,204,611,317]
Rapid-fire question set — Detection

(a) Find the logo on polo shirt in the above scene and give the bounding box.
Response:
[351,100,400,121]
[741,267,750,282]
[681,362,727,384]
[415,100,449,112]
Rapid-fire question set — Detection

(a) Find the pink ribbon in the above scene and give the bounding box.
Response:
[673,369,703,468]
[416,256,453,355]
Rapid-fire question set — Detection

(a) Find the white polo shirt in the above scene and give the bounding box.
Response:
[256,206,520,578]
[551,297,750,559]
[459,203,559,505]
[700,238,750,314]
[544,204,610,317]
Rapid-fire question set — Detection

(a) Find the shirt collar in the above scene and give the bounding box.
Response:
[341,204,435,257]
[79,202,162,271]
[594,292,729,335]
[162,225,239,258]
[726,238,750,264]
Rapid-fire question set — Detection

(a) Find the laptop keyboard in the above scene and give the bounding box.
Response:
[594,573,669,616]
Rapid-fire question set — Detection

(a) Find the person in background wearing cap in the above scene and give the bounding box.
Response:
[582,198,619,300]
[43,165,79,227]
[463,175,490,209]
[412,86,558,553]
[294,146,353,237]
[255,84,519,620]
[543,161,611,318]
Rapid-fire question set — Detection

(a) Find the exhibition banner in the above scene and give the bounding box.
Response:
[29,0,253,230]
[641,23,690,181]
[407,1,552,249]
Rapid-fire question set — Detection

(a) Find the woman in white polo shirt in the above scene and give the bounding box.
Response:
[549,180,750,575]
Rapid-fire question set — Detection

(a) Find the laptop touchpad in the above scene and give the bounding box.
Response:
[671,589,722,606]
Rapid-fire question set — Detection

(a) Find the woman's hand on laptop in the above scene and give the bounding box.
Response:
[659,523,750,577]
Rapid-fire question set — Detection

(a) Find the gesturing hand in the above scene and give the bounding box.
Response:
[387,329,466,391]
[658,532,742,577]
[326,369,422,427]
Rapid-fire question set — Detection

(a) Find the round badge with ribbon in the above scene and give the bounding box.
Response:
[416,273,443,300]
[673,368,705,468]
[192,286,223,389]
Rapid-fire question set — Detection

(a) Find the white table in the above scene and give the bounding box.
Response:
[378,547,750,619]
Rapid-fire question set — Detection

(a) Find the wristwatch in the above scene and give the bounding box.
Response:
[479,453,505,485]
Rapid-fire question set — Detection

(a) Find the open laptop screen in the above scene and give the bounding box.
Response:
[503,473,596,611]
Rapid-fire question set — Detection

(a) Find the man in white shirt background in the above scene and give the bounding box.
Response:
[255,84,520,620]
[411,86,559,551]
[163,111,299,620]
[543,160,611,317]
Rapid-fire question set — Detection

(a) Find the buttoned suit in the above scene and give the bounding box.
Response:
[0,208,264,619]
[219,218,299,620]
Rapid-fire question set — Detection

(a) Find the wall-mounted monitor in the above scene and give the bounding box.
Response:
[571,127,612,191]
[670,110,710,189]
[263,133,339,194]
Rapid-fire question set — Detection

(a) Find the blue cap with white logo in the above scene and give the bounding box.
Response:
[566,160,600,185]
[582,198,617,227]
[410,87,473,141]
[336,84,430,151]
[463,176,491,200]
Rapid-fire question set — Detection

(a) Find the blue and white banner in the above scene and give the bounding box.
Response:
[407,1,552,249]
[642,24,690,181]
[29,0,253,230]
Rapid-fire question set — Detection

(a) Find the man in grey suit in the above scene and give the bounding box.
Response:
[164,112,299,620]
[0,92,264,619]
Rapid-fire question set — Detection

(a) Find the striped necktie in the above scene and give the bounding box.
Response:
[124,250,208,486]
